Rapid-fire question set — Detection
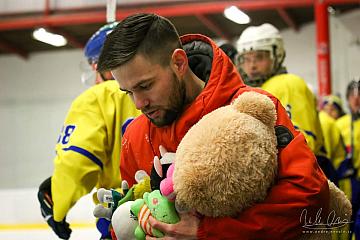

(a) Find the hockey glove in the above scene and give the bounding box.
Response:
[37,177,72,239]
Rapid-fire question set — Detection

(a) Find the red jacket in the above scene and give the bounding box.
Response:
[120,34,329,239]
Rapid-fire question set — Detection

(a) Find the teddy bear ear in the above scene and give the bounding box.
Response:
[232,91,277,127]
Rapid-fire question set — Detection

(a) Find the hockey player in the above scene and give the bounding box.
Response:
[236,23,328,171]
[37,22,141,239]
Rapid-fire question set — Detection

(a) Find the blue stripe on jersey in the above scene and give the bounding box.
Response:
[122,117,135,136]
[63,146,103,169]
[294,125,317,140]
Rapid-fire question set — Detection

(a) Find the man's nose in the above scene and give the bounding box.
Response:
[250,60,258,70]
[133,93,150,110]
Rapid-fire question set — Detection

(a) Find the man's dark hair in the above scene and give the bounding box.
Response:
[97,13,182,72]
[346,79,360,99]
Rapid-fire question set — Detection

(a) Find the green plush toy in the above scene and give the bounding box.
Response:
[131,190,179,240]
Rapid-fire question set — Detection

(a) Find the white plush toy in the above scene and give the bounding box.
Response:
[111,201,138,240]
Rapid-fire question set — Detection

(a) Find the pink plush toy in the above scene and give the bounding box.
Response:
[160,163,175,201]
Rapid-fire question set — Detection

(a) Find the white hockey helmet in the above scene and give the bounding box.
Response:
[236,23,285,69]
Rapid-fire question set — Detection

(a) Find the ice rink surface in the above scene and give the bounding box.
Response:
[0,188,100,240]
[0,227,99,240]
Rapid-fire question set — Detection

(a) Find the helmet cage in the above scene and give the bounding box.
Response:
[237,37,285,69]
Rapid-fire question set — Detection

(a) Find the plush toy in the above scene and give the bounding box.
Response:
[111,201,138,240]
[93,170,151,239]
[150,145,176,192]
[93,170,151,219]
[161,91,351,239]
[130,190,180,240]
[160,162,175,201]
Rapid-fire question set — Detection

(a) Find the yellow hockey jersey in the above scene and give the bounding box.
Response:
[262,73,324,155]
[336,114,360,176]
[334,115,358,240]
[51,81,141,221]
[319,111,346,167]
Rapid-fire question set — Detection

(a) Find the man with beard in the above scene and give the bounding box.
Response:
[97,13,329,239]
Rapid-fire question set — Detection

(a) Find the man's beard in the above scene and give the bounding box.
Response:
[148,72,186,127]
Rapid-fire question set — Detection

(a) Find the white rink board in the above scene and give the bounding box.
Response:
[0,188,100,240]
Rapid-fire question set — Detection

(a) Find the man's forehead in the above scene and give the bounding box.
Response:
[349,91,360,97]
[242,50,270,56]
[112,55,149,76]
[112,59,162,89]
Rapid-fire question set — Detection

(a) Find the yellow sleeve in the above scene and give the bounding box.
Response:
[52,81,140,221]
[262,74,324,155]
[319,111,346,168]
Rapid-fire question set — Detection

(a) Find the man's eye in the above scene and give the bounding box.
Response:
[139,83,151,90]
[242,57,250,63]
[255,55,265,61]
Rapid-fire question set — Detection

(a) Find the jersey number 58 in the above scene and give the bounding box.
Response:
[57,125,76,144]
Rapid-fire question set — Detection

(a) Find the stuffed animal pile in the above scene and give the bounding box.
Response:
[97,91,352,240]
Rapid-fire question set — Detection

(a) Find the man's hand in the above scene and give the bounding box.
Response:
[146,212,200,240]
[37,177,72,239]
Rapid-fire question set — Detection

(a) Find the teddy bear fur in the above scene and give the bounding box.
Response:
[174,91,278,217]
[172,91,352,239]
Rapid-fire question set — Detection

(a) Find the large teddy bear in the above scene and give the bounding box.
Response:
[161,91,351,239]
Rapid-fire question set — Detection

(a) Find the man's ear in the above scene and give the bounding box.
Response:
[170,49,188,76]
